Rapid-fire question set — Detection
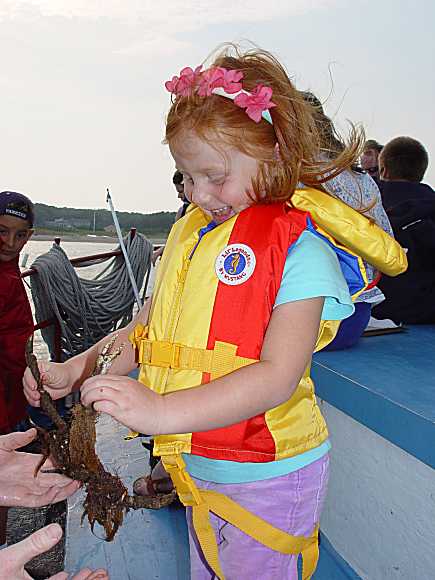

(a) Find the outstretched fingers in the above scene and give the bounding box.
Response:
[33,479,81,507]
[0,429,37,452]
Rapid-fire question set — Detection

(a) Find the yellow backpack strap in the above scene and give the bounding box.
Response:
[161,454,319,580]
[291,187,407,276]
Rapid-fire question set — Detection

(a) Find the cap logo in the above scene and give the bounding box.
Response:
[4,201,29,221]
[215,243,256,286]
[5,207,27,220]
[0,192,33,226]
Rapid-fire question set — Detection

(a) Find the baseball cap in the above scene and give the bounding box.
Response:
[0,191,34,227]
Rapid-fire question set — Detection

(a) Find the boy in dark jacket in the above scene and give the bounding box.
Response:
[373,137,435,324]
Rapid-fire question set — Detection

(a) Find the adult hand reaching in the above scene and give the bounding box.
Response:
[0,429,80,508]
[0,523,108,579]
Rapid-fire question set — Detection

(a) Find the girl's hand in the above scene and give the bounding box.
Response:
[80,375,163,435]
[23,361,74,407]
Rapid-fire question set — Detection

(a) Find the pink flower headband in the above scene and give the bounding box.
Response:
[165,65,276,124]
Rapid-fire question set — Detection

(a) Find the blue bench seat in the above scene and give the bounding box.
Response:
[313,325,435,469]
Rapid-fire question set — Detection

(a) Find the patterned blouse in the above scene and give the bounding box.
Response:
[320,169,393,303]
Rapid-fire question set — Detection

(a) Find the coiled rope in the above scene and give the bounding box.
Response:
[30,233,153,361]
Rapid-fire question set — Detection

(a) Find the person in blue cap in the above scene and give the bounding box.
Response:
[0,191,35,435]
[0,190,36,546]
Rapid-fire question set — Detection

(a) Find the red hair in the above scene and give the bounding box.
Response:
[165,44,364,203]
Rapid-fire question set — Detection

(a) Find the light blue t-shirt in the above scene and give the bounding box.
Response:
[183,230,353,483]
[275,230,354,320]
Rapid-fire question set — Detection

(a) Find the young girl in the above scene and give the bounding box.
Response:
[24,45,405,579]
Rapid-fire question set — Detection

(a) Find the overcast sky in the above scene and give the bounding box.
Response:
[1,0,434,214]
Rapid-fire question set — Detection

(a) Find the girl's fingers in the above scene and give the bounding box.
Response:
[22,373,36,391]
[93,400,118,415]
[80,386,108,407]
[81,374,125,389]
[23,383,41,405]
[80,382,121,406]
[81,387,119,411]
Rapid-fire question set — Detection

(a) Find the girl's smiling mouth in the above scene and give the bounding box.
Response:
[209,206,234,223]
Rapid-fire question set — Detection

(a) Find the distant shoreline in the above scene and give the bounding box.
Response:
[32,233,166,244]
[32,233,119,243]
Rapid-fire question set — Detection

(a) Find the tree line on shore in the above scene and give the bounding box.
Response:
[34,203,176,238]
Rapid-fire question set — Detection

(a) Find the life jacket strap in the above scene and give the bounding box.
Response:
[161,454,319,580]
[130,324,257,380]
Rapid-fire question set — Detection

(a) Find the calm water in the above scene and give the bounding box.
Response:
[22,239,157,360]
[23,239,129,271]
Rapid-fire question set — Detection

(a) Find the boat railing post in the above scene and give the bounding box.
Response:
[130,227,136,240]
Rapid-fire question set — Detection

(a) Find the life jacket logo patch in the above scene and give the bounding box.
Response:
[215,243,256,285]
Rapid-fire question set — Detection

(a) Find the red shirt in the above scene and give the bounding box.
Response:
[0,257,34,433]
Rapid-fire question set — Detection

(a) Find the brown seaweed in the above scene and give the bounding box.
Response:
[26,334,176,541]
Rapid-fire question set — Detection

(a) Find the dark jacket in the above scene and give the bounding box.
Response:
[380,180,435,212]
[373,181,435,324]
[0,258,34,433]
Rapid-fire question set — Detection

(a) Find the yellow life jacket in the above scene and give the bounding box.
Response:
[290,187,407,276]
[129,189,407,579]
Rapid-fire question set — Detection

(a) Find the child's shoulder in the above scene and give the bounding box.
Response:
[277,228,354,320]
[0,260,23,299]
[0,259,21,278]
[287,229,341,271]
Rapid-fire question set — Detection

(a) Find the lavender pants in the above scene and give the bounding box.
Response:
[186,454,329,580]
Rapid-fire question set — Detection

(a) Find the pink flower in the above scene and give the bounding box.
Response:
[221,69,243,94]
[165,75,180,94]
[164,65,275,126]
[198,67,244,96]
[176,66,202,96]
[197,67,225,97]
[234,84,276,123]
[165,66,202,96]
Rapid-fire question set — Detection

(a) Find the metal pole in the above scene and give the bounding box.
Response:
[106,188,142,310]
